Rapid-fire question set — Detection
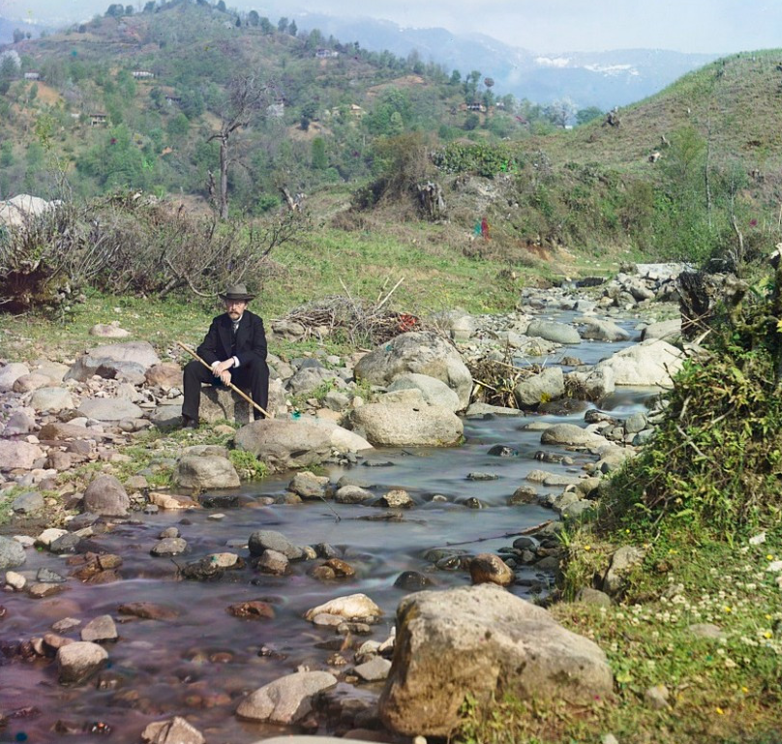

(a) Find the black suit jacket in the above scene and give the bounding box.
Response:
[196,309,267,368]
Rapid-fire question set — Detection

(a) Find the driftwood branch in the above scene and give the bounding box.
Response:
[445,521,553,547]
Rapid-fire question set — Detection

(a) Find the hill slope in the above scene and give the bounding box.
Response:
[0,0,529,209]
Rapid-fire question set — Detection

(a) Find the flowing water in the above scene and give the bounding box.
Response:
[0,311,658,743]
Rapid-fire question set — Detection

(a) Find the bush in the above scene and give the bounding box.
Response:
[599,280,782,537]
[0,196,307,311]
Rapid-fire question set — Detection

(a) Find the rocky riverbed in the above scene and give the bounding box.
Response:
[0,266,688,743]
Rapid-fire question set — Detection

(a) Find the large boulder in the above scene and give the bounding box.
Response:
[576,317,631,342]
[301,417,373,453]
[57,641,108,685]
[514,367,565,408]
[236,671,337,724]
[82,475,130,516]
[566,366,615,401]
[0,194,55,227]
[354,331,472,410]
[78,398,143,422]
[141,717,204,744]
[235,419,332,470]
[0,536,26,570]
[65,341,161,383]
[388,373,461,412]
[596,339,684,387]
[540,424,606,447]
[173,455,240,490]
[201,387,252,425]
[30,386,75,412]
[641,318,682,342]
[0,441,44,471]
[348,390,463,447]
[379,584,613,737]
[145,363,183,391]
[526,320,581,345]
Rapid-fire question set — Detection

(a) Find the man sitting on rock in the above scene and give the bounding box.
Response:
[181,284,269,428]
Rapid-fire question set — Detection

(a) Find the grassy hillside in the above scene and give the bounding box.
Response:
[0,0,531,211]
[418,50,782,263]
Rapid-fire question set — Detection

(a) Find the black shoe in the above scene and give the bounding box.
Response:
[181,415,199,429]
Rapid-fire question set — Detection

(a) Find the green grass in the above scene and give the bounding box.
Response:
[0,221,557,364]
[459,530,782,744]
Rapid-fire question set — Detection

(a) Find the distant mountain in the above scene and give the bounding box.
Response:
[289,13,719,110]
[2,1,720,109]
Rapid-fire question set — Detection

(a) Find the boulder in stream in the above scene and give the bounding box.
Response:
[57,641,108,684]
[236,671,338,724]
[141,716,205,744]
[379,584,613,736]
[355,331,473,409]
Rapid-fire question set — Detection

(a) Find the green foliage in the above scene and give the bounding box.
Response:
[228,449,268,480]
[432,141,519,178]
[575,105,603,126]
[601,290,782,537]
[311,136,327,170]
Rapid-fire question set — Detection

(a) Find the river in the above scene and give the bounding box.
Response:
[0,308,658,743]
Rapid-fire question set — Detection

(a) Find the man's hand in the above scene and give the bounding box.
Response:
[212,359,233,386]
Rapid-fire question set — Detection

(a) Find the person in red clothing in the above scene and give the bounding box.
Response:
[181,284,269,428]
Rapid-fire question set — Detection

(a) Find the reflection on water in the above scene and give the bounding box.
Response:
[0,313,659,742]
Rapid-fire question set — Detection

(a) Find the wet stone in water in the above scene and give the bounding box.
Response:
[466,472,498,481]
[487,445,519,457]
[394,571,434,591]
[227,601,275,620]
[199,493,240,509]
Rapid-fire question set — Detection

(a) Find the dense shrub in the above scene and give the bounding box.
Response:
[600,275,782,536]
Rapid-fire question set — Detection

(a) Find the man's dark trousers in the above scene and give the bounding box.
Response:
[182,309,270,423]
[182,357,269,422]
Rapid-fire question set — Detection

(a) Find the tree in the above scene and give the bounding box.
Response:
[216,0,227,11]
[576,106,603,126]
[124,5,134,15]
[288,20,297,36]
[277,17,288,33]
[167,112,189,138]
[259,17,273,33]
[449,70,461,86]
[311,137,327,170]
[143,1,156,12]
[12,29,25,43]
[208,76,272,219]
[543,98,576,129]
[247,10,260,26]
[0,56,17,95]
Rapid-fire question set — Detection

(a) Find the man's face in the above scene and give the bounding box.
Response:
[224,299,247,320]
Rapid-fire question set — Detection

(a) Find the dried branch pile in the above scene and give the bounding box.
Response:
[467,351,542,408]
[277,281,419,346]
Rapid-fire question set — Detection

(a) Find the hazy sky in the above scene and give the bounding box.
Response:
[306,0,782,54]
[2,0,781,54]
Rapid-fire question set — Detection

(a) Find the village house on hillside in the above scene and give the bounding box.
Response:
[23,71,41,81]
[89,112,108,126]
[131,70,154,79]
[315,48,339,59]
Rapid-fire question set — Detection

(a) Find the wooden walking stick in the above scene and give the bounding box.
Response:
[177,341,271,419]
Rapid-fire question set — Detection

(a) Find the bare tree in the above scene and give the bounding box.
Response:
[208,76,274,219]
